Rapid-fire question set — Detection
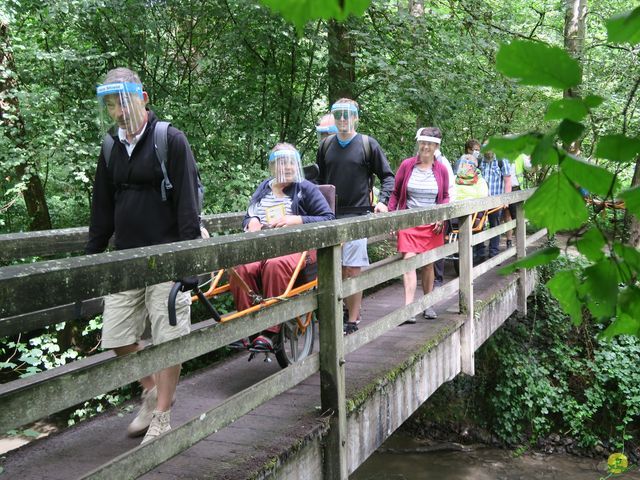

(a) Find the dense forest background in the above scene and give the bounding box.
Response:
[1,0,640,459]
[1,0,638,233]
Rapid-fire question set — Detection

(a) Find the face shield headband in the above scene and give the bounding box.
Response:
[316,124,338,142]
[268,149,304,184]
[415,129,442,144]
[96,82,146,136]
[331,103,358,133]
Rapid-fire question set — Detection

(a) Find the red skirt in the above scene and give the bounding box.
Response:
[397,224,444,254]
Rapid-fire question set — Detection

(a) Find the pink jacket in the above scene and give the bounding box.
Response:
[388,156,450,211]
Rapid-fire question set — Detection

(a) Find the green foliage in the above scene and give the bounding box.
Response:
[258,0,372,33]
[495,40,581,90]
[606,6,640,45]
[492,15,640,337]
[484,264,640,449]
[499,246,559,275]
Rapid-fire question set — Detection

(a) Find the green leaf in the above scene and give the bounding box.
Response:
[499,247,559,275]
[601,287,640,338]
[258,0,372,33]
[558,120,585,144]
[595,134,640,162]
[524,172,589,235]
[613,242,640,283]
[582,258,618,319]
[495,40,581,90]
[22,429,40,438]
[606,6,640,45]
[546,269,583,326]
[561,156,617,196]
[545,98,589,122]
[575,227,606,262]
[619,186,640,219]
[583,95,604,109]
[484,134,539,162]
[531,131,559,166]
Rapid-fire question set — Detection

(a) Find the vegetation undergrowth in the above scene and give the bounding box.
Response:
[404,256,640,463]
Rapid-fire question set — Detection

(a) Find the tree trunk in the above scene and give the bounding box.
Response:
[563,0,587,154]
[327,19,355,104]
[626,156,640,247]
[0,18,52,231]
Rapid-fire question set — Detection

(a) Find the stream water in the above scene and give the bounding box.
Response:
[351,433,640,480]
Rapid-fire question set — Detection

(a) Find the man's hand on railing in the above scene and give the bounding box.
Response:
[374,202,388,213]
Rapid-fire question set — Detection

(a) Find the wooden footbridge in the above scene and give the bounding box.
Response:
[0,190,546,479]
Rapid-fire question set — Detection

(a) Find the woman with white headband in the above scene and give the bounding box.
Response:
[388,127,450,321]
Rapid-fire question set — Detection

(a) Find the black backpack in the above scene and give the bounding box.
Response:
[320,133,374,204]
[101,121,205,216]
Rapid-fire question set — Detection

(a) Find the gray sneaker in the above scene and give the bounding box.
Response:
[141,410,171,444]
[127,386,157,437]
[423,307,437,319]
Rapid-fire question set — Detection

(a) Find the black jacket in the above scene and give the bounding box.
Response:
[86,111,201,254]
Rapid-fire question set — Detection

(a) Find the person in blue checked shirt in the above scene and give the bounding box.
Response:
[476,147,511,260]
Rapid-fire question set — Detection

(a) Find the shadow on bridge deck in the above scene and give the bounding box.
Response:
[2,256,534,479]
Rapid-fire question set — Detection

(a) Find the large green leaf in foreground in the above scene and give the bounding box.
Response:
[259,0,371,32]
[547,269,583,326]
[606,6,640,45]
[496,40,581,90]
[525,172,588,235]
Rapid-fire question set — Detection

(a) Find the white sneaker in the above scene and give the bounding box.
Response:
[127,386,157,437]
[141,410,171,445]
[423,307,437,319]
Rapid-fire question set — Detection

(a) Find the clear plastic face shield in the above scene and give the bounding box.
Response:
[269,148,304,185]
[415,129,441,157]
[96,82,147,136]
[331,103,358,134]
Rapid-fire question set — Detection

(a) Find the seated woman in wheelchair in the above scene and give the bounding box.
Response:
[230,143,335,351]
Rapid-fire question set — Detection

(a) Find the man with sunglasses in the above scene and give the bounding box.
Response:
[316,98,395,334]
[87,67,202,445]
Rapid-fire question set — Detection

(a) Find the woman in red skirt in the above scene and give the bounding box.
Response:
[388,127,450,320]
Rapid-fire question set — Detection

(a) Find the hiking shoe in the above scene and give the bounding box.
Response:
[343,322,358,335]
[423,307,437,319]
[228,338,250,350]
[127,386,157,437]
[402,316,417,325]
[506,240,513,249]
[250,335,274,352]
[141,410,171,445]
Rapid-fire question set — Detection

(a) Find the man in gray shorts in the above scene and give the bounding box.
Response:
[87,67,202,444]
[317,98,395,334]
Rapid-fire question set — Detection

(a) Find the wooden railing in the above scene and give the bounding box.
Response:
[0,190,546,480]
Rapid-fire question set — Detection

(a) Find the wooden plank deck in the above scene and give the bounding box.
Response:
[2,258,521,479]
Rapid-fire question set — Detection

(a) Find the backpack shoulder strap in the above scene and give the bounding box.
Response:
[101,133,114,168]
[320,134,336,160]
[154,121,172,201]
[362,134,371,170]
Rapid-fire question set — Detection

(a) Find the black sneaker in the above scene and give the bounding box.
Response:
[506,240,513,249]
[343,322,358,335]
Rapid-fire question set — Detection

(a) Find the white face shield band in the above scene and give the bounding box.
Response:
[415,129,442,144]
[96,82,147,136]
[331,103,358,134]
[269,148,304,185]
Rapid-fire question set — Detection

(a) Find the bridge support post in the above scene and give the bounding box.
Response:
[458,214,475,376]
[317,244,348,479]
[516,202,527,316]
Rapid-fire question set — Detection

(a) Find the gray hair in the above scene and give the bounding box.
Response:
[103,67,142,85]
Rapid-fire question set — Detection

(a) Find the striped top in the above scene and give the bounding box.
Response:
[406,166,438,209]
[248,188,293,225]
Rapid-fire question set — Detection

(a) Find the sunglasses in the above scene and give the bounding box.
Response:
[332,110,352,120]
